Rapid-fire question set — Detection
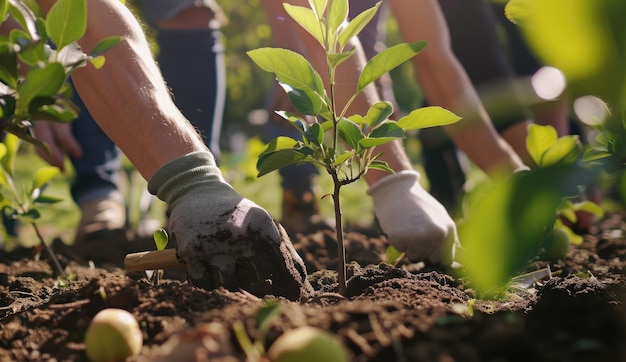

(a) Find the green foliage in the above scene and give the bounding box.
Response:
[0,134,62,224]
[506,0,626,166]
[458,125,600,297]
[249,0,459,295]
[0,134,66,275]
[152,228,168,251]
[0,0,121,151]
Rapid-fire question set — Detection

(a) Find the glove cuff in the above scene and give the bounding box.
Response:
[367,170,420,197]
[148,151,225,204]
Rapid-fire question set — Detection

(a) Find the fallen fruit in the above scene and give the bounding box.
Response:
[267,326,348,362]
[84,308,143,362]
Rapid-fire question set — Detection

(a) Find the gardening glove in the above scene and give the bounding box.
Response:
[148,151,313,301]
[367,170,459,265]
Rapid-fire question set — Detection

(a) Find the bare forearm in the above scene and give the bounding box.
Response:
[390,0,524,175]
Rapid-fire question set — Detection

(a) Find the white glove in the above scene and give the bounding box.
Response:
[148,151,312,300]
[367,170,458,265]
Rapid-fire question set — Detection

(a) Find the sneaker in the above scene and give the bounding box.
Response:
[75,197,127,243]
[280,190,333,235]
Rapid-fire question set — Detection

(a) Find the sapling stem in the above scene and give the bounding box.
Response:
[31,222,66,278]
[331,171,347,295]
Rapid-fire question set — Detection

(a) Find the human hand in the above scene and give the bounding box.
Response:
[32,121,82,170]
[148,152,313,301]
[367,170,458,265]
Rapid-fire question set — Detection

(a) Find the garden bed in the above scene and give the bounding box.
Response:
[1,213,625,361]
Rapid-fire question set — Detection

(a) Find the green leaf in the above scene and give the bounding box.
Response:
[0,42,18,88]
[327,0,348,40]
[275,111,308,133]
[89,36,122,57]
[363,101,394,128]
[0,0,9,23]
[396,106,461,130]
[540,135,582,167]
[526,124,558,166]
[360,122,405,148]
[46,0,86,50]
[88,55,105,69]
[338,1,381,50]
[348,114,366,125]
[10,29,46,66]
[256,301,282,334]
[304,122,324,146]
[248,47,325,97]
[153,229,169,251]
[34,194,64,204]
[283,4,325,47]
[333,150,354,166]
[16,62,65,113]
[257,148,310,177]
[29,97,79,123]
[16,208,40,222]
[327,49,354,68]
[572,200,604,217]
[358,41,426,92]
[370,121,405,138]
[308,0,327,18]
[260,136,301,155]
[368,159,393,173]
[337,117,364,150]
[458,164,596,297]
[359,136,396,148]
[2,133,18,176]
[385,245,403,265]
[279,82,324,116]
[33,166,59,190]
[582,147,611,163]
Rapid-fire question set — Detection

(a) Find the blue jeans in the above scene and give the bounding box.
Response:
[69,88,122,206]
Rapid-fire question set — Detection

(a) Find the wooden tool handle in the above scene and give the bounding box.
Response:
[124,249,185,271]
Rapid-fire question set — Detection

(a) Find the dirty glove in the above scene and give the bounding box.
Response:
[148,151,312,300]
[367,170,458,265]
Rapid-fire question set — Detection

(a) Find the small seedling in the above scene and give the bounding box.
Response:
[249,0,459,295]
[146,228,169,285]
[0,133,65,276]
[84,308,143,362]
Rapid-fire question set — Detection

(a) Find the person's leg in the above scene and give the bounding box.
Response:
[156,27,226,160]
[70,88,126,242]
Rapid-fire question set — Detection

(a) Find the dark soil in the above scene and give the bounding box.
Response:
[1,213,626,361]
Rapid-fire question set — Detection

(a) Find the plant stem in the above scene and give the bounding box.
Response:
[331,172,347,296]
[31,222,66,278]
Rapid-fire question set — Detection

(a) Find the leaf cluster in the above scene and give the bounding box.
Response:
[0,133,61,230]
[248,0,460,184]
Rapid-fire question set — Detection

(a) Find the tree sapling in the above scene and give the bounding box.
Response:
[248,0,460,295]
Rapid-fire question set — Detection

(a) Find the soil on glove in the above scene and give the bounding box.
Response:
[1,213,626,361]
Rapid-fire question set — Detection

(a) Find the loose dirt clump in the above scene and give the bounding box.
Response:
[1,213,626,361]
